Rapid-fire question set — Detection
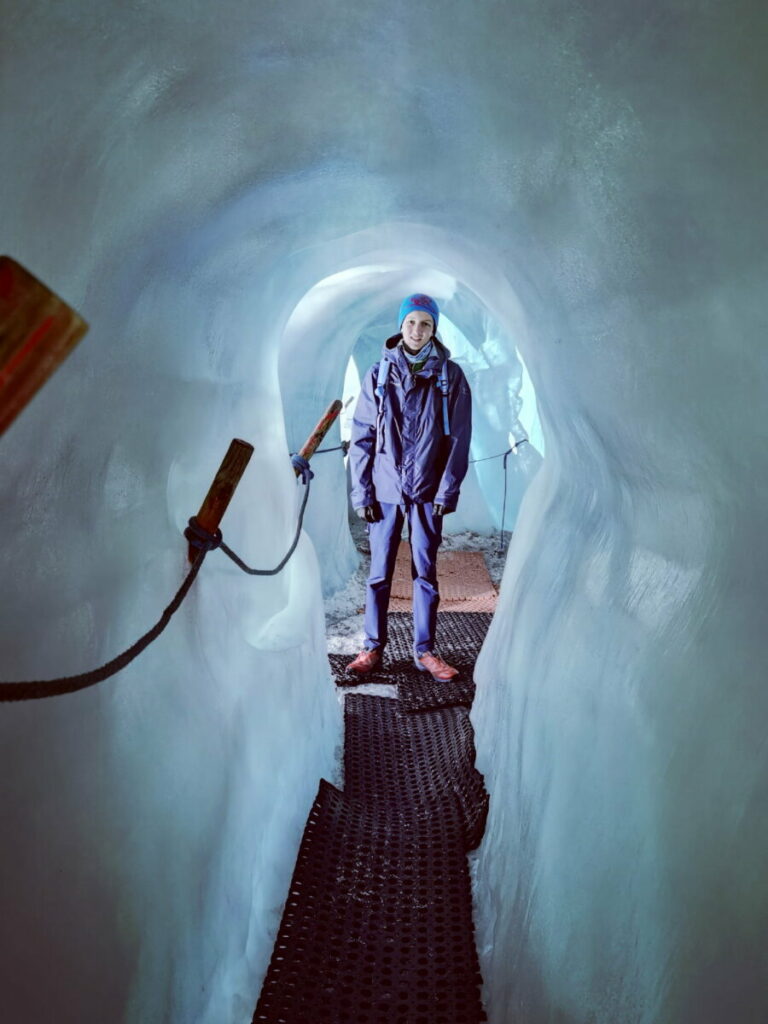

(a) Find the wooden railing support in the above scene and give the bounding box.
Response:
[187,399,342,561]
[0,256,89,437]
[188,438,254,563]
[294,399,343,475]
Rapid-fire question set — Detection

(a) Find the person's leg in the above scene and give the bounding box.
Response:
[363,502,404,652]
[407,501,443,656]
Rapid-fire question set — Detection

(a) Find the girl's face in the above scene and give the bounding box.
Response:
[401,312,434,351]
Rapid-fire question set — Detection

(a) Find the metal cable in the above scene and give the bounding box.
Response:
[470,437,528,464]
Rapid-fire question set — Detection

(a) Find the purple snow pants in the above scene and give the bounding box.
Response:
[364,501,443,656]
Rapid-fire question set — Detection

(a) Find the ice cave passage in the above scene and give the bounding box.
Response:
[1,2,767,1023]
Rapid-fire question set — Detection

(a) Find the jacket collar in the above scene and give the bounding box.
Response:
[382,333,450,375]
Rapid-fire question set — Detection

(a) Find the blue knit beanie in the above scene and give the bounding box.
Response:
[398,293,439,330]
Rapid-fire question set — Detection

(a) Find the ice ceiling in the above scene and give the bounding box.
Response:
[1,1,767,1022]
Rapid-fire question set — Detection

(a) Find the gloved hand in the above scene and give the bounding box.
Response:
[433,504,452,517]
[356,503,383,524]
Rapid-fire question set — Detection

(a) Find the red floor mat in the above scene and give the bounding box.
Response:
[389,542,498,612]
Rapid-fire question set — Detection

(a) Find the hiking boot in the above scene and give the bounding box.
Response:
[346,649,382,675]
[414,651,459,682]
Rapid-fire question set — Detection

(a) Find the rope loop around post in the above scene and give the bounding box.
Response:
[290,453,314,483]
[184,517,223,552]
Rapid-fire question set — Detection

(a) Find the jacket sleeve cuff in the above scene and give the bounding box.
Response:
[352,493,374,509]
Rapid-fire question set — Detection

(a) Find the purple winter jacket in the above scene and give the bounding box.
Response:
[349,335,472,511]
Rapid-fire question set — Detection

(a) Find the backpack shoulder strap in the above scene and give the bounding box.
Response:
[375,358,391,400]
[436,358,450,436]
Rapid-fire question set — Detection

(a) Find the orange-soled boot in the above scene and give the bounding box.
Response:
[414,651,459,682]
[346,648,382,675]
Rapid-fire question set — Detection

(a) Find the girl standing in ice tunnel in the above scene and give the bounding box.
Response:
[346,294,473,682]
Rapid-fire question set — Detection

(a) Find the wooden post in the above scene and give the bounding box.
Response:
[0,256,89,437]
[295,399,343,475]
[189,438,254,563]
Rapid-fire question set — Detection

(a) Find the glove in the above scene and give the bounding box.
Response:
[356,503,383,524]
[433,504,452,517]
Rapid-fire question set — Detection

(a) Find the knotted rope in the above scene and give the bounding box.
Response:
[0,462,313,703]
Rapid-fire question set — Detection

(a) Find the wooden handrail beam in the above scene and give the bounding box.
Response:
[189,438,254,563]
[295,399,343,474]
[0,256,89,437]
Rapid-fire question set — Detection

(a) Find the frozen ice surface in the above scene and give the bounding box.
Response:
[2,2,768,1023]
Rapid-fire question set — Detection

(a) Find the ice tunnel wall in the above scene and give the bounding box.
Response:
[2,2,767,1023]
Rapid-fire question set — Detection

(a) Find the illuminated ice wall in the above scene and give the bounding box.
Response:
[1,1,766,1022]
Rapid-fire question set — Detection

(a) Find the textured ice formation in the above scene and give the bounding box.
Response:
[1,1,767,1023]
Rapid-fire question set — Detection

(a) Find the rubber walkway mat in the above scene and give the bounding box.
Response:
[390,543,498,612]
[344,694,489,853]
[253,780,486,1024]
[257,609,490,1022]
[399,675,476,712]
[329,611,492,700]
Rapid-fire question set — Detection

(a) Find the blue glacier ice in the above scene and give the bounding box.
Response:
[1,1,766,1022]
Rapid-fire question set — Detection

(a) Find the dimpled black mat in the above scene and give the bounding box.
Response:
[329,611,492,703]
[253,780,486,1024]
[343,694,489,853]
[255,630,490,1022]
[399,674,477,713]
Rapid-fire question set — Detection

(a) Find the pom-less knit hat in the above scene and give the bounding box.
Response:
[399,293,439,330]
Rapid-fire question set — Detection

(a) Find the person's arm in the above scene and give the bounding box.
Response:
[434,365,472,513]
[349,364,379,510]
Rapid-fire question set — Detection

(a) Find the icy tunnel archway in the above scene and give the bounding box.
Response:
[275,224,545,592]
[2,2,768,1023]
